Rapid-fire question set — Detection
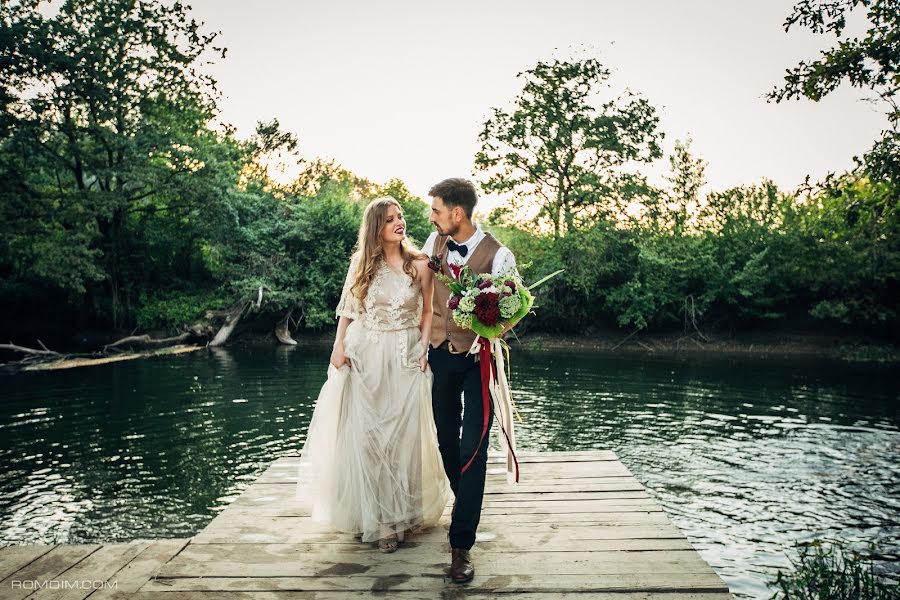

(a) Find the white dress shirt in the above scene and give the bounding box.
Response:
[421,226,517,277]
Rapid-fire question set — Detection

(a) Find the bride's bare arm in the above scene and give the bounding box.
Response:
[417,258,434,370]
[330,316,353,368]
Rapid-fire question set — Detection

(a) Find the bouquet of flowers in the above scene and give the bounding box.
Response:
[428,254,560,340]
[427,252,562,484]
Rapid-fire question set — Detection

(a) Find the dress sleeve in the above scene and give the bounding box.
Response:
[335,253,363,320]
[421,231,437,256]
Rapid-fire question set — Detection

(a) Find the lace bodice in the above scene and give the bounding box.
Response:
[335,254,422,332]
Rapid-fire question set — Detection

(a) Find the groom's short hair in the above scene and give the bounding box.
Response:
[429,178,477,219]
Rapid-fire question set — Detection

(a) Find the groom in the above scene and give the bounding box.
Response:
[422,178,517,583]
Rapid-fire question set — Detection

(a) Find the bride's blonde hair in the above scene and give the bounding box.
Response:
[351,197,421,302]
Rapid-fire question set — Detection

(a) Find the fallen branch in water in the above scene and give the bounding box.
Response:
[103,332,191,351]
[611,329,639,351]
[1,330,205,371]
[0,340,62,357]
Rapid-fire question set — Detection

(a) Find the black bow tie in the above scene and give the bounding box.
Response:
[447,239,468,257]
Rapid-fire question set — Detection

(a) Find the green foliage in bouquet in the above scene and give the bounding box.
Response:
[435,264,559,340]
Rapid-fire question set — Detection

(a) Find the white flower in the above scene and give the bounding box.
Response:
[499,294,522,319]
[459,295,476,312]
[453,311,473,329]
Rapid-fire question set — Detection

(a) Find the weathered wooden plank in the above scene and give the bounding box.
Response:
[128,594,734,600]
[265,478,650,493]
[28,541,150,600]
[211,502,662,520]
[479,511,672,524]
[484,491,651,502]
[269,463,633,484]
[0,544,56,582]
[513,462,635,477]
[257,475,645,485]
[488,450,620,461]
[230,494,653,514]
[229,483,649,506]
[485,482,648,494]
[0,544,101,600]
[481,498,658,508]
[491,476,647,487]
[242,477,647,496]
[156,545,717,577]
[192,521,686,545]
[141,572,730,593]
[197,537,693,553]
[218,495,662,519]
[197,511,674,545]
[277,450,621,464]
[89,539,190,599]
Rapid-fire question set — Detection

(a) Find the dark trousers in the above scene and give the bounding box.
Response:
[429,343,494,550]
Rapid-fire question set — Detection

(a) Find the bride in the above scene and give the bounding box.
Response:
[295,196,450,552]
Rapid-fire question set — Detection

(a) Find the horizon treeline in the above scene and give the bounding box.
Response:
[1,0,896,348]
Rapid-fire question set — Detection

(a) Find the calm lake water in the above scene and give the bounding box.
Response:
[1,344,898,598]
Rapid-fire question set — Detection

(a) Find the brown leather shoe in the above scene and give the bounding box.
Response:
[450,548,474,583]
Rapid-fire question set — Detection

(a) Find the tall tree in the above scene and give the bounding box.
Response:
[1,0,227,327]
[767,0,899,183]
[665,139,707,235]
[474,57,664,238]
[637,138,707,234]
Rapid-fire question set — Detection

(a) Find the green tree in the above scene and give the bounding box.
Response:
[0,135,104,301]
[474,57,664,238]
[767,0,899,183]
[696,181,803,325]
[665,139,707,235]
[799,174,899,327]
[1,0,227,327]
[637,139,708,234]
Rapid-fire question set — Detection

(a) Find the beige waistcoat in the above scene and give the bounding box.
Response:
[430,232,502,353]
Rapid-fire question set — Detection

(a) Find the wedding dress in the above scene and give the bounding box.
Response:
[295,254,450,542]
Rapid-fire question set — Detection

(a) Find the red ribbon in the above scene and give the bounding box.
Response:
[460,337,493,475]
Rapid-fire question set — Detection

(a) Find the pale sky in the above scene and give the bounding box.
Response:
[189,0,886,212]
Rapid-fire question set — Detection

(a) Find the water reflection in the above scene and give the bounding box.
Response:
[0,345,897,599]
[509,350,899,599]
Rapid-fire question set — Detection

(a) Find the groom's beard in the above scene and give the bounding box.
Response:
[435,222,459,238]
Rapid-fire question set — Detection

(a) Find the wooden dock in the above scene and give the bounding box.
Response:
[1,451,733,598]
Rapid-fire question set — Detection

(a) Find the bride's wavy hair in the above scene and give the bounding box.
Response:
[351,197,421,302]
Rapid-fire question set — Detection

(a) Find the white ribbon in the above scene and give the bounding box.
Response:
[467,336,519,484]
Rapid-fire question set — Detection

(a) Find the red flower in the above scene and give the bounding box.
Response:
[427,253,443,273]
[448,295,462,310]
[477,280,493,290]
[449,263,461,279]
[474,291,500,326]
[505,280,516,291]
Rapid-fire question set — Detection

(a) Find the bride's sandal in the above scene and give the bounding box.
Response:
[378,534,399,553]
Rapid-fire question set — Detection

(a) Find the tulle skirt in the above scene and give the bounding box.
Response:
[295,321,450,541]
